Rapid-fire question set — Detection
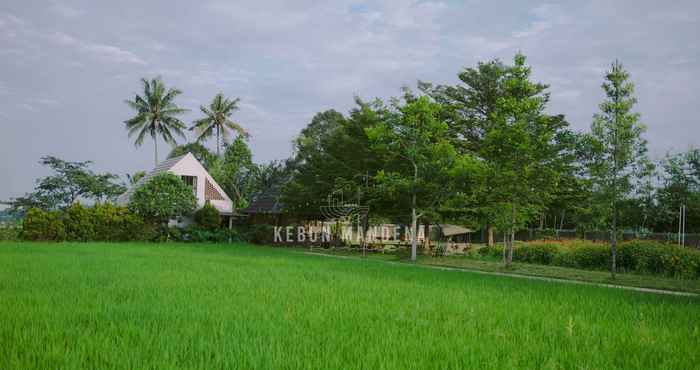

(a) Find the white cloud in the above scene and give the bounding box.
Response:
[49,1,85,18]
[513,3,572,39]
[47,31,146,65]
[33,98,59,105]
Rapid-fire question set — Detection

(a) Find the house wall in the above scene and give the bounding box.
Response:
[168,154,233,215]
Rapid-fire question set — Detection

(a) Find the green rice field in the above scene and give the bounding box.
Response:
[1,242,698,369]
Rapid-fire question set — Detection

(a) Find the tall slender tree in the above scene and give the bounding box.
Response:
[427,54,573,266]
[589,60,649,279]
[124,77,188,166]
[190,93,248,156]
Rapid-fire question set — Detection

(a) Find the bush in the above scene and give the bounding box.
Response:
[552,243,610,270]
[482,239,700,279]
[92,203,154,242]
[168,225,241,243]
[63,203,96,241]
[193,202,221,230]
[238,224,276,245]
[477,245,503,259]
[618,241,700,278]
[0,222,21,241]
[513,243,560,265]
[21,208,65,241]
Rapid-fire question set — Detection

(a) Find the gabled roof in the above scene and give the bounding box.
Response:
[243,188,285,214]
[439,224,474,237]
[115,154,189,205]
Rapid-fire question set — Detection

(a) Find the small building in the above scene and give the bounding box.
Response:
[242,188,288,225]
[116,153,234,226]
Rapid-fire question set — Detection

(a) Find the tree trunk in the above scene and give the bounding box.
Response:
[539,213,544,230]
[411,205,418,262]
[217,126,221,157]
[154,135,159,166]
[410,161,418,262]
[487,225,494,246]
[506,203,515,267]
[611,206,617,280]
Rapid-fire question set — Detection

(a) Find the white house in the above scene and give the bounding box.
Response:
[117,153,234,227]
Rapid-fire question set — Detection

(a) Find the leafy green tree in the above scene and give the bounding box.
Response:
[191,93,248,156]
[254,160,291,195]
[283,109,350,218]
[4,156,125,214]
[168,142,217,169]
[655,150,700,232]
[124,77,188,166]
[588,60,650,278]
[210,137,258,209]
[283,105,386,221]
[479,54,573,265]
[427,54,575,264]
[128,173,197,226]
[366,93,477,261]
[88,173,127,202]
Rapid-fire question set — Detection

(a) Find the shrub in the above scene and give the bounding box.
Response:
[63,203,96,241]
[513,243,559,265]
[238,224,276,244]
[0,222,21,241]
[477,245,504,259]
[618,241,700,278]
[193,202,221,230]
[92,203,153,242]
[21,208,65,241]
[468,239,700,278]
[168,225,241,243]
[553,243,610,270]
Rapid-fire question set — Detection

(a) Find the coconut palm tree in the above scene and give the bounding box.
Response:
[124,77,188,166]
[190,93,248,156]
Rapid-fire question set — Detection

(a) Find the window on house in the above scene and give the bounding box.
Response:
[181,176,197,195]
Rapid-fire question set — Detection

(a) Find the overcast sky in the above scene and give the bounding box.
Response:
[1,0,699,204]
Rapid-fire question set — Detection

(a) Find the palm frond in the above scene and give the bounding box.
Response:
[133,126,149,147]
[224,119,249,137]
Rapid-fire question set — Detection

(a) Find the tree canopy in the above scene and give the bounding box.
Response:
[3,156,125,215]
[128,173,197,225]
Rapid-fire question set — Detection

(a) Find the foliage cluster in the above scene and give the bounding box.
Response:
[128,173,197,225]
[3,157,125,215]
[0,222,21,241]
[167,225,240,243]
[21,208,66,241]
[165,224,276,244]
[21,204,155,242]
[193,202,221,230]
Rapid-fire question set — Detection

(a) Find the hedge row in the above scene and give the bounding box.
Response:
[20,204,279,245]
[477,240,700,279]
[22,204,158,242]
[165,224,276,244]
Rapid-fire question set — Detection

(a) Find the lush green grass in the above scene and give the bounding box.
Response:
[1,242,699,369]
[308,247,700,294]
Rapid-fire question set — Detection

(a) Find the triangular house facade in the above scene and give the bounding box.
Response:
[117,153,234,226]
